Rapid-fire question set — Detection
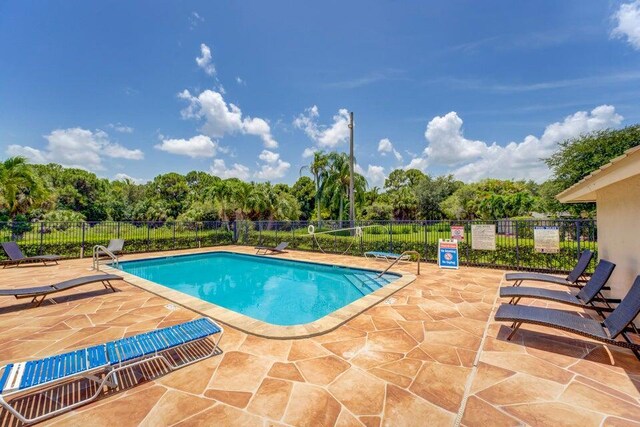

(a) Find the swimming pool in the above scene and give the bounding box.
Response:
[118,252,400,326]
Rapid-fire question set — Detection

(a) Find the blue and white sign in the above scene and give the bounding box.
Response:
[438,239,459,269]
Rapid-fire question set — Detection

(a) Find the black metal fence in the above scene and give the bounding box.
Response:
[0,219,597,273]
[0,221,234,259]
[234,219,598,273]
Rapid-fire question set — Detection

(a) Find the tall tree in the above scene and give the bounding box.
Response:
[300,151,329,222]
[415,174,461,219]
[292,176,316,220]
[544,125,640,216]
[321,152,367,224]
[0,156,47,217]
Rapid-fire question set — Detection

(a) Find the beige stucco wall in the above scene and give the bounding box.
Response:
[596,174,640,299]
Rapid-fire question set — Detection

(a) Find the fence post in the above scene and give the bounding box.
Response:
[389,221,393,253]
[515,220,520,270]
[196,222,200,248]
[117,222,121,239]
[576,220,581,259]
[147,224,150,252]
[81,222,86,258]
[232,221,238,243]
[424,221,428,260]
[173,222,177,249]
[39,222,44,255]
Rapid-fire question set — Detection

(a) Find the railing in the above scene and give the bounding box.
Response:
[0,218,597,274]
[92,245,118,271]
[377,250,421,277]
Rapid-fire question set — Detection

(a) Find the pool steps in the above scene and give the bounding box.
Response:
[343,273,392,295]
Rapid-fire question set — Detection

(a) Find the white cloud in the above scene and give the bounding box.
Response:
[114,173,146,184]
[196,43,216,76]
[179,89,278,148]
[612,1,640,49]
[243,117,278,148]
[302,147,318,158]
[294,105,350,149]
[423,112,488,166]
[258,149,280,163]
[254,150,290,180]
[6,145,48,164]
[355,164,385,188]
[236,76,245,85]
[155,135,219,158]
[377,138,403,161]
[404,157,429,171]
[255,160,290,180]
[189,11,204,30]
[406,105,623,182]
[365,165,386,187]
[7,128,143,171]
[210,159,250,179]
[108,123,134,133]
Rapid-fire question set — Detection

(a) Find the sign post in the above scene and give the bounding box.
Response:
[438,239,459,269]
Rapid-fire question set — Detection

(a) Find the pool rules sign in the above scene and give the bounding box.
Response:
[438,239,459,269]
[534,226,560,253]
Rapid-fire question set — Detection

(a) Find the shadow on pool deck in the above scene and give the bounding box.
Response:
[0,246,638,426]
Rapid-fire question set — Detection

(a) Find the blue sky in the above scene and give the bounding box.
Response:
[1,1,639,186]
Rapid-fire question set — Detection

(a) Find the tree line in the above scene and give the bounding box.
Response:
[1,125,638,224]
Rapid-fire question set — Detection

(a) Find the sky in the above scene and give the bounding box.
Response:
[1,1,640,187]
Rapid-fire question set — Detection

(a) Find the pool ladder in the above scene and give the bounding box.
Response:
[376,250,421,278]
[92,245,119,271]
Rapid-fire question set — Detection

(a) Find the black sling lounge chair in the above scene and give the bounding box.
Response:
[0,274,123,307]
[1,242,62,268]
[255,242,289,255]
[504,249,594,288]
[495,275,640,359]
[500,259,618,316]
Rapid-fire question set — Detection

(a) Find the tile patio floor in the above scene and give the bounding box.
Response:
[0,246,638,426]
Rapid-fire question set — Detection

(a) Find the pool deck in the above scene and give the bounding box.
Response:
[0,246,638,426]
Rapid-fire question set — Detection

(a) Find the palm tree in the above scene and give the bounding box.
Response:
[321,152,367,225]
[0,156,47,217]
[300,151,328,223]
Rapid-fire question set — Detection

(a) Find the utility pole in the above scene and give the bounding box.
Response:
[348,111,355,228]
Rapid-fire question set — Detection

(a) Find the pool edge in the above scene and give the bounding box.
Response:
[103,249,417,339]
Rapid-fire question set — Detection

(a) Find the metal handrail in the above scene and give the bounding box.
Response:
[377,250,421,277]
[92,245,118,271]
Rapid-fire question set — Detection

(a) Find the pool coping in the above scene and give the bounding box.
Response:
[102,249,416,339]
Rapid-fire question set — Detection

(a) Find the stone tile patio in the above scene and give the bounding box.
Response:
[0,246,639,426]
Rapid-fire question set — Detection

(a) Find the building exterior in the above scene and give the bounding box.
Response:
[557,145,640,299]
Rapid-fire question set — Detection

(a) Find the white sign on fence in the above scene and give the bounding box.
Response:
[471,224,496,251]
[534,226,560,253]
[450,225,465,241]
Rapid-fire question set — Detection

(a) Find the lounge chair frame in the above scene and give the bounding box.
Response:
[255,242,289,255]
[496,275,640,360]
[364,251,410,263]
[0,274,123,307]
[1,242,61,268]
[501,259,619,317]
[0,319,224,425]
[505,249,594,289]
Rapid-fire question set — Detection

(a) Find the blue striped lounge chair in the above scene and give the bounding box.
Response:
[364,251,410,262]
[0,317,223,424]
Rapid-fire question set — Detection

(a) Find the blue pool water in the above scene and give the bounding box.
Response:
[118,252,399,325]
